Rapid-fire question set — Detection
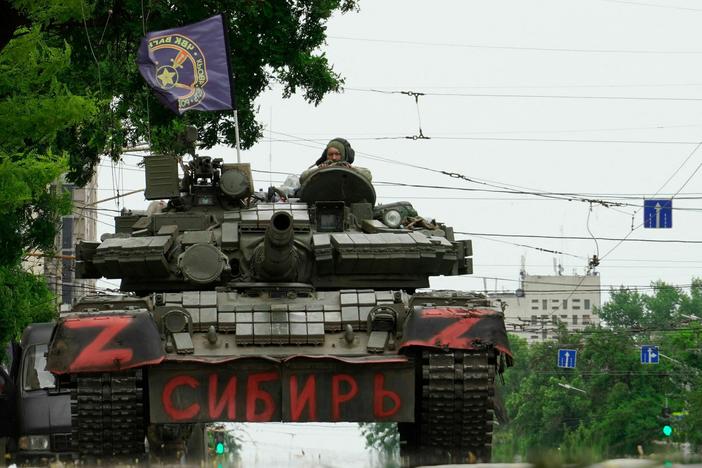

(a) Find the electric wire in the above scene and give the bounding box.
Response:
[470,274,698,291]
[596,0,702,12]
[600,137,702,261]
[346,87,702,102]
[272,135,702,145]
[330,35,702,54]
[456,231,702,244]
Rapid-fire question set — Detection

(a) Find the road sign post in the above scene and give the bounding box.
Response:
[641,345,659,364]
[557,349,577,369]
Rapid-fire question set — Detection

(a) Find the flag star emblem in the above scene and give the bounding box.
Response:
[157,67,177,88]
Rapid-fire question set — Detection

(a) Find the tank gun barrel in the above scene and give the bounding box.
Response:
[257,211,297,280]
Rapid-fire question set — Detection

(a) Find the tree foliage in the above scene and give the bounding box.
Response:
[359,422,400,468]
[1,0,360,184]
[597,281,695,329]
[0,24,88,266]
[0,265,56,360]
[494,281,702,461]
[0,0,357,351]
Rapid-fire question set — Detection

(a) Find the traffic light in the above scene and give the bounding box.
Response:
[214,431,226,455]
[660,406,673,438]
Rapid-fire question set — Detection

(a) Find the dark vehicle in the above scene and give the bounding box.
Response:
[45,152,512,465]
[0,323,74,464]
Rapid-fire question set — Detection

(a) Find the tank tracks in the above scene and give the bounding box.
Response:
[70,370,145,459]
[401,349,496,465]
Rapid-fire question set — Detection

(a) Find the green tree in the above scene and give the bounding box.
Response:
[0,17,86,354]
[0,0,358,353]
[359,423,400,468]
[3,0,359,184]
[0,266,56,360]
[495,282,702,460]
[596,287,647,328]
[597,282,686,329]
[0,25,89,266]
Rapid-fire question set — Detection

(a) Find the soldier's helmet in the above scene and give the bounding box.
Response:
[314,138,355,166]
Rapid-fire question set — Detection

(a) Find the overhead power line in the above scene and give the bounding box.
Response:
[346,82,702,90]
[597,0,702,12]
[330,35,702,54]
[272,135,702,146]
[376,181,702,210]
[269,121,702,137]
[471,274,697,291]
[346,87,702,103]
[456,231,702,244]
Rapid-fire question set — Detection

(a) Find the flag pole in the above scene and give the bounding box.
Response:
[234,110,241,163]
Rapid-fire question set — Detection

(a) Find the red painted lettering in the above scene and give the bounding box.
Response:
[289,375,317,422]
[64,317,134,371]
[208,374,237,420]
[162,375,200,421]
[246,372,278,422]
[373,373,401,418]
[331,374,358,420]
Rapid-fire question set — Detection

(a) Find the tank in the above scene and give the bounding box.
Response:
[46,153,512,465]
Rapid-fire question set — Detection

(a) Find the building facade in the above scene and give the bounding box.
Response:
[43,175,98,306]
[491,270,601,342]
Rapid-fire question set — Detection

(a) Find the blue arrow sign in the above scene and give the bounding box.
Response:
[641,345,659,364]
[558,349,577,369]
[643,199,672,229]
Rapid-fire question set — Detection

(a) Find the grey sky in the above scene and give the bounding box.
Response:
[100,0,702,297]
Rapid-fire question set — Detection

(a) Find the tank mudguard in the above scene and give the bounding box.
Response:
[399,307,512,359]
[47,311,164,374]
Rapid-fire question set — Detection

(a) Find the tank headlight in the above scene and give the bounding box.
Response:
[18,435,50,451]
[163,309,189,334]
[382,209,402,228]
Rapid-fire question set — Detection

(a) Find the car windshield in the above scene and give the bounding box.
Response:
[23,344,55,391]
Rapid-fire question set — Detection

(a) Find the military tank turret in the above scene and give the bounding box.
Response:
[47,150,512,465]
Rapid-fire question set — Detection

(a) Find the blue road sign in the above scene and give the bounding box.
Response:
[643,199,672,229]
[558,349,577,369]
[641,345,659,364]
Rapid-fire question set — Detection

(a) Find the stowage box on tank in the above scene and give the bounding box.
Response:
[47,152,512,465]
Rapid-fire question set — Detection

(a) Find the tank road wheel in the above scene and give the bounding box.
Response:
[399,349,496,466]
[70,369,146,460]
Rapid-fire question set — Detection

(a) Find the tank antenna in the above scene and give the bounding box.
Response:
[234,110,242,163]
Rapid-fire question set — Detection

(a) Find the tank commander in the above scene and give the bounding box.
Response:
[300,138,372,184]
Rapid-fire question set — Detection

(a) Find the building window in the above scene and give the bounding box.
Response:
[531,315,537,325]
[551,299,560,310]
[531,335,539,340]
[542,299,548,310]
[560,315,567,320]
[61,216,74,250]
[584,299,591,310]
[531,299,539,310]
[572,298,581,310]
[552,314,558,324]
[573,315,578,325]
[583,315,590,324]
[562,299,568,309]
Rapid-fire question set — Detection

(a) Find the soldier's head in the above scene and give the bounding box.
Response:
[325,140,346,162]
[314,138,355,166]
